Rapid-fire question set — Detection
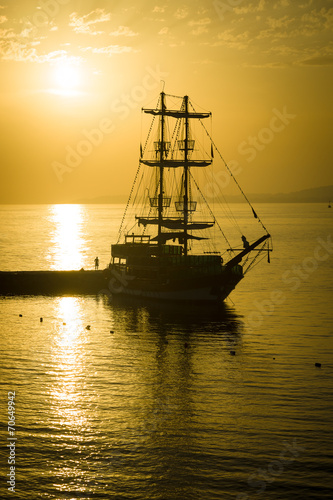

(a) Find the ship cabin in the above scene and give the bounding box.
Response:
[111,234,182,268]
[111,234,224,279]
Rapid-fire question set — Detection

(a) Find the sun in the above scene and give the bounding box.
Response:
[53,61,82,90]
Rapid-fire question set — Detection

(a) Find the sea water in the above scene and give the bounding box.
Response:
[0,203,332,499]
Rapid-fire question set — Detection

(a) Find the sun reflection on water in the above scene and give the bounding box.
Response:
[50,297,88,430]
[48,204,86,270]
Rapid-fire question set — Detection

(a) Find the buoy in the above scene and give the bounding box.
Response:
[19,314,22,317]
[184,342,189,348]
[63,322,66,325]
[273,357,275,360]
[230,350,236,355]
[110,330,114,333]
[86,325,91,330]
[315,362,322,368]
[40,317,43,322]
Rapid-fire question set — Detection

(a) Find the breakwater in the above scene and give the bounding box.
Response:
[0,270,107,295]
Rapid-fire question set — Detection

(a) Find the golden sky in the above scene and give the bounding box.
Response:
[0,0,332,203]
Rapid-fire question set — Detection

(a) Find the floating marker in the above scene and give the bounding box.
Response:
[110,330,114,333]
[19,314,22,317]
[63,322,66,325]
[184,342,189,348]
[86,325,91,330]
[230,350,236,356]
[315,362,322,368]
[40,317,43,322]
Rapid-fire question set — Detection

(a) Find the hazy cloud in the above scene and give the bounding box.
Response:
[69,9,111,35]
[153,6,166,14]
[266,15,294,29]
[189,17,211,35]
[0,38,74,63]
[234,0,266,15]
[0,16,83,63]
[0,25,39,62]
[274,0,290,7]
[81,45,137,56]
[174,8,188,20]
[256,7,332,39]
[216,29,249,50]
[109,26,138,37]
[301,7,333,32]
[299,0,313,8]
[188,18,211,27]
[158,27,169,35]
[300,54,333,65]
[0,1,331,70]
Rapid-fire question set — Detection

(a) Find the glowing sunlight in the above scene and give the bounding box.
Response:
[49,59,86,96]
[48,205,86,270]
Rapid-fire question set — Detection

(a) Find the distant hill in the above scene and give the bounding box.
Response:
[76,185,333,204]
[247,185,333,203]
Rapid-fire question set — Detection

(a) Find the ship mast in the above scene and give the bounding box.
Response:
[158,91,166,252]
[140,92,213,251]
[183,95,189,256]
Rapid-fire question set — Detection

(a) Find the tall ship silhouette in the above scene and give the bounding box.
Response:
[107,91,271,303]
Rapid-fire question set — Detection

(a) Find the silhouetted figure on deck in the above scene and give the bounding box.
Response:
[241,235,250,249]
[94,256,99,270]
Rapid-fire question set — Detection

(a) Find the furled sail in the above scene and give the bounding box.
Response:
[142,109,211,119]
[136,217,214,230]
[150,232,208,243]
[140,159,212,168]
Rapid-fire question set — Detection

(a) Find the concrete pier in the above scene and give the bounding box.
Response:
[0,270,108,295]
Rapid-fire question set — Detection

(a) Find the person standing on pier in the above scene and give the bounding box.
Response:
[94,256,99,270]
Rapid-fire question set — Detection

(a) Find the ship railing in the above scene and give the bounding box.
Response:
[175,200,197,212]
[177,140,195,151]
[150,197,171,208]
[125,234,151,244]
[154,141,171,153]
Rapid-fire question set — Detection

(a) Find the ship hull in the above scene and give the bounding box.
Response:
[105,264,243,303]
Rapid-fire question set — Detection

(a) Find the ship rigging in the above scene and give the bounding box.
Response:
[107,91,271,303]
